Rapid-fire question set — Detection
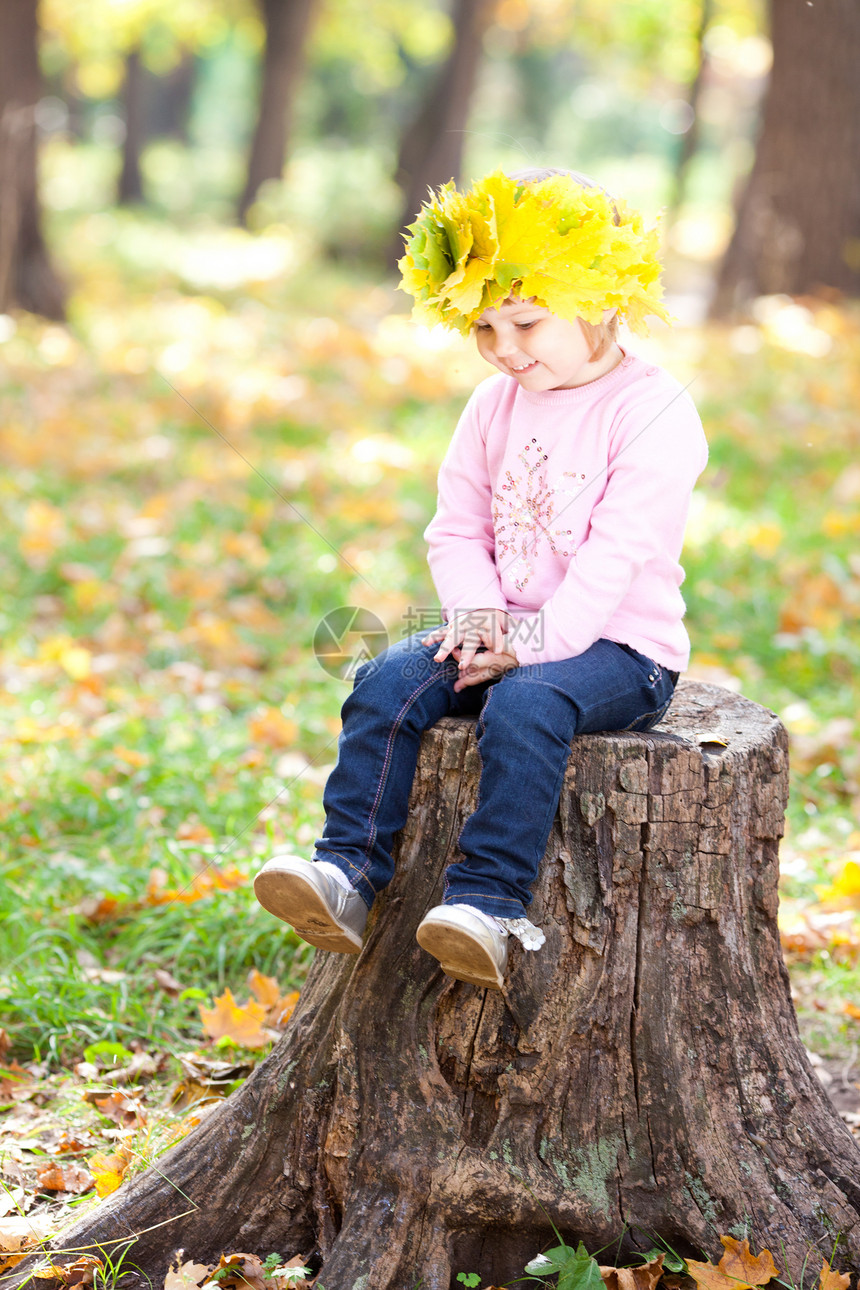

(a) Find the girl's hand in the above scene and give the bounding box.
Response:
[422,609,511,673]
[451,645,519,692]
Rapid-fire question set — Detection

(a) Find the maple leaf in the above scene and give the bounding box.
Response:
[247,970,300,1028]
[718,1237,779,1286]
[199,989,271,1048]
[686,1259,754,1290]
[247,968,282,1008]
[819,1260,851,1290]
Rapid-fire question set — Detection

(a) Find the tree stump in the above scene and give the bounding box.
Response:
[13,682,860,1290]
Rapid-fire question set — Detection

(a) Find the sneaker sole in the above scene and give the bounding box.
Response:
[416,918,505,990]
[253,868,362,954]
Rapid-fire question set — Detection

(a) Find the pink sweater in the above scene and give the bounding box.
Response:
[424,353,708,670]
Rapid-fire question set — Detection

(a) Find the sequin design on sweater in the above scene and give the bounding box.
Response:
[492,439,587,592]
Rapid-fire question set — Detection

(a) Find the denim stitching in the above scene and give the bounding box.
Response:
[361,664,453,874]
[317,848,379,897]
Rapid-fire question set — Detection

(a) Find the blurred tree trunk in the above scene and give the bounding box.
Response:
[665,0,714,224]
[117,48,145,205]
[0,0,67,319]
[390,0,497,266]
[711,0,860,316]
[147,54,195,143]
[237,0,317,226]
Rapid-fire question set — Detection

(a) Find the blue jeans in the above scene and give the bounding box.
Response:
[314,632,677,920]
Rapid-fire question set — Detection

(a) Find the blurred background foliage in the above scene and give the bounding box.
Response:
[1,0,860,1070]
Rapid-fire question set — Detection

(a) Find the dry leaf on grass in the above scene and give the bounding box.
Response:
[34,1161,94,1195]
[247,971,300,1029]
[88,1144,133,1197]
[600,1254,665,1290]
[0,1215,56,1274]
[35,1255,104,1286]
[199,989,272,1048]
[87,1090,148,1128]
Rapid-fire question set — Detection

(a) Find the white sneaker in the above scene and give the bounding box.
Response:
[253,855,368,954]
[416,904,508,990]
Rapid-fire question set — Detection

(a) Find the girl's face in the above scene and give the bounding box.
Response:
[474,298,621,391]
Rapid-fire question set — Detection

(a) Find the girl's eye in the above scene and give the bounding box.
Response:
[475,323,491,332]
[516,321,538,330]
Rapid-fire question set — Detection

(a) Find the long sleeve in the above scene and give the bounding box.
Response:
[508,383,707,666]
[423,385,509,616]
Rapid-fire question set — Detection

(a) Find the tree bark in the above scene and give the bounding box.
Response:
[0,0,66,320]
[9,682,860,1290]
[117,49,145,206]
[711,0,860,316]
[236,0,317,226]
[389,0,497,267]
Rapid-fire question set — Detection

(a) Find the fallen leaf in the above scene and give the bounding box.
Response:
[38,1256,104,1286]
[155,968,184,995]
[164,1253,213,1290]
[210,1253,267,1290]
[247,970,300,1029]
[819,1260,850,1290]
[88,1145,133,1197]
[718,1237,779,1286]
[600,1255,665,1290]
[35,1161,94,1195]
[247,969,282,1008]
[92,1090,147,1128]
[844,1002,860,1021]
[199,989,271,1049]
[686,1259,753,1290]
[0,1213,55,1273]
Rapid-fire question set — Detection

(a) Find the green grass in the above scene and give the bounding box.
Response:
[2,171,859,1067]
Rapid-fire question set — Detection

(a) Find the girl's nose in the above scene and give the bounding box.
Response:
[493,331,519,358]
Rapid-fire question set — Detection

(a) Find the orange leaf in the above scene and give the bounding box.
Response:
[686,1259,753,1290]
[248,707,298,749]
[211,1253,267,1290]
[93,1090,147,1128]
[88,1146,133,1198]
[819,1260,851,1290]
[199,989,271,1048]
[35,1162,93,1195]
[718,1237,779,1286]
[600,1255,664,1290]
[247,968,282,1008]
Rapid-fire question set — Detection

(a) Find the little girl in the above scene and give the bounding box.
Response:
[254,166,707,991]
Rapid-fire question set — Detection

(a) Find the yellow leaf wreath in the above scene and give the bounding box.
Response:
[397,170,671,335]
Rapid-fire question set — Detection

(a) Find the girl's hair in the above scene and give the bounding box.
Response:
[507,165,621,362]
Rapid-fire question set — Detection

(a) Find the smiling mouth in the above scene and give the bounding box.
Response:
[511,360,539,373]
